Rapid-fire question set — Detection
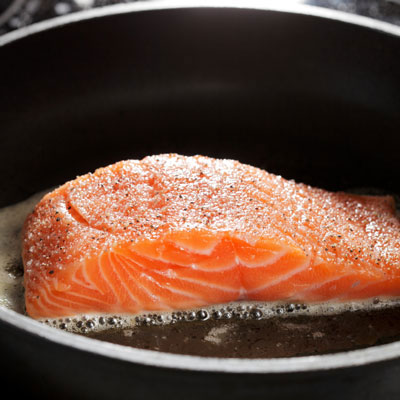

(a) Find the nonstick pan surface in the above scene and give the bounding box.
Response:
[0,2,400,399]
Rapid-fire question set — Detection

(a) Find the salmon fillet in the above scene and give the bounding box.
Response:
[22,154,400,319]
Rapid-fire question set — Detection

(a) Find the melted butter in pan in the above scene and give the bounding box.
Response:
[83,307,400,358]
[0,190,50,313]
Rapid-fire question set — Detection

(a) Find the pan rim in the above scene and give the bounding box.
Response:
[1,0,400,374]
[1,0,400,46]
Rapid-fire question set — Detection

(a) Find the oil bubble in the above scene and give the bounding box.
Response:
[212,310,223,319]
[224,312,233,319]
[86,320,95,329]
[197,310,209,321]
[241,311,250,320]
[176,312,184,321]
[187,311,196,321]
[157,315,164,323]
[250,308,263,320]
[287,304,295,312]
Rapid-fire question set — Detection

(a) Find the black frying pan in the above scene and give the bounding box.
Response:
[1,2,400,399]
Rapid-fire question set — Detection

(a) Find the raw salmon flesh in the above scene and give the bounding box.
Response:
[22,154,400,318]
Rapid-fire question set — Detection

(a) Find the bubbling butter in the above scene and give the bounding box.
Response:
[0,190,50,313]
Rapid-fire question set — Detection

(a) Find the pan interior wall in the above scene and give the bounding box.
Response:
[0,8,399,205]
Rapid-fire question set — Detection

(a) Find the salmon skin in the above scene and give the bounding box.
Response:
[22,154,400,319]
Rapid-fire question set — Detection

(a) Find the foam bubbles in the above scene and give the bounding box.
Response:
[0,189,50,313]
[34,297,400,335]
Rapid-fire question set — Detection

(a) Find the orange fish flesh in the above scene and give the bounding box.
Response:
[22,154,400,318]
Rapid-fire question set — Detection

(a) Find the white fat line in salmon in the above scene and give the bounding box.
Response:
[123,251,238,293]
[248,256,312,294]
[116,254,164,305]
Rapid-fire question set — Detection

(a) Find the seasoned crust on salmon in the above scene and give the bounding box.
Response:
[22,154,400,318]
